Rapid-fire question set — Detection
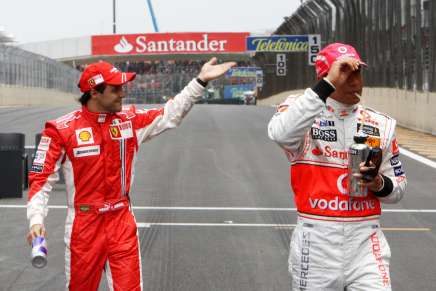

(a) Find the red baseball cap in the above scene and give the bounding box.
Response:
[314,43,366,79]
[78,61,136,93]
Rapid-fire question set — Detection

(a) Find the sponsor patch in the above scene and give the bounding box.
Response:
[393,165,405,176]
[73,145,100,158]
[311,128,337,141]
[309,196,376,211]
[311,145,348,160]
[357,123,380,136]
[37,136,51,151]
[315,119,335,127]
[391,138,399,155]
[88,74,104,87]
[390,155,400,166]
[75,128,94,145]
[97,114,107,123]
[33,150,47,165]
[31,164,44,173]
[109,121,133,140]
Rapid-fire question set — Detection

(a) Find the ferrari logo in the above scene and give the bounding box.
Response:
[110,127,120,138]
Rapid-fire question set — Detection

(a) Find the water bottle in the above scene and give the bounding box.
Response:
[31,236,47,268]
[348,133,370,197]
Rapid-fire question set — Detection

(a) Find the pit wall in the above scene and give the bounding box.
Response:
[0,86,77,106]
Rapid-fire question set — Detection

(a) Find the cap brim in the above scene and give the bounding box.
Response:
[106,72,136,86]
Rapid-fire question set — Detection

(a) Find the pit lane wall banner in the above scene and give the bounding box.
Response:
[92,32,250,55]
[246,34,321,65]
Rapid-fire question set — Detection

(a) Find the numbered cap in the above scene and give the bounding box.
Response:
[315,43,367,79]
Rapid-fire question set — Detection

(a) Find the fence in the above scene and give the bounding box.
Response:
[0,44,80,94]
[254,0,436,98]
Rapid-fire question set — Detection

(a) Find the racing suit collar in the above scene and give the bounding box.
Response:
[326,98,359,119]
[81,106,113,123]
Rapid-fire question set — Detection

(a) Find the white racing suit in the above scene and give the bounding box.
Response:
[268,84,407,291]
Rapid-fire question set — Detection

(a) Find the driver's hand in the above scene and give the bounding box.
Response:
[27,224,46,245]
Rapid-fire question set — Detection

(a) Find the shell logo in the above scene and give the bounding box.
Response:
[79,130,92,142]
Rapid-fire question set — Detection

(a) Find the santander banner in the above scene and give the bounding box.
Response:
[92,32,249,56]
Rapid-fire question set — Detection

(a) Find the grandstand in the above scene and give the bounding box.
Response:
[18,32,258,104]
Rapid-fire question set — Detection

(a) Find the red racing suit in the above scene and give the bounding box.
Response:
[268,88,407,290]
[27,79,205,291]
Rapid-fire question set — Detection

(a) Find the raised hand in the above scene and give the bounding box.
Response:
[197,57,237,82]
[325,57,363,88]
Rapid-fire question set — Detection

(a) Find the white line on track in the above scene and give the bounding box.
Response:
[2,205,436,213]
[135,222,430,231]
[400,146,436,169]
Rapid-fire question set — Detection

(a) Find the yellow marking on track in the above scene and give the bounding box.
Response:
[382,227,431,232]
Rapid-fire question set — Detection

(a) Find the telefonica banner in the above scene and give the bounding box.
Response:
[246,35,309,52]
[92,32,249,55]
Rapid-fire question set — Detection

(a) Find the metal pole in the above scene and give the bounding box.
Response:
[113,0,116,34]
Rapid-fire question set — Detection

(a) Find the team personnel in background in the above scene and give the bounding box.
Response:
[268,43,407,290]
[26,57,235,291]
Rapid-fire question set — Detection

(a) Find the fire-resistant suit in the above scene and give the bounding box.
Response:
[268,85,407,290]
[27,78,205,290]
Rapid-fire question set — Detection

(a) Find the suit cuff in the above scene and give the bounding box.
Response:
[29,214,44,229]
[373,174,394,197]
[196,78,208,87]
[311,78,335,102]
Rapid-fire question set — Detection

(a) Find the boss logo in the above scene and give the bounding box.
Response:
[311,128,337,141]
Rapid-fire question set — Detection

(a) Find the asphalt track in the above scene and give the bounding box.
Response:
[0,104,435,291]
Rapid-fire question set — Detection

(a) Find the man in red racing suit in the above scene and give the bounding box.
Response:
[26,59,235,290]
[268,43,407,290]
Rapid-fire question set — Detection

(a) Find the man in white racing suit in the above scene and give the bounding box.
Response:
[268,43,407,290]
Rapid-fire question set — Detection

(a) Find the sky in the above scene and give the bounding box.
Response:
[0,0,301,44]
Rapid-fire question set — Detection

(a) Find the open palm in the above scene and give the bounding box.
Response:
[198,57,237,82]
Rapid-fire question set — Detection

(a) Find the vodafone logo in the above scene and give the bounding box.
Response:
[114,36,134,53]
[338,46,348,53]
[309,197,376,211]
[337,173,348,195]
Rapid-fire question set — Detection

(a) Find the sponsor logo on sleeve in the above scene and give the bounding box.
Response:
[393,165,405,176]
[33,150,47,165]
[315,119,335,127]
[311,128,337,141]
[75,128,94,145]
[109,121,133,140]
[30,164,44,173]
[389,155,400,166]
[357,123,380,136]
[73,145,100,158]
[37,136,51,151]
[391,138,399,155]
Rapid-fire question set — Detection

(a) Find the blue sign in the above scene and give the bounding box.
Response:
[225,67,261,78]
[246,35,309,52]
[223,84,256,99]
